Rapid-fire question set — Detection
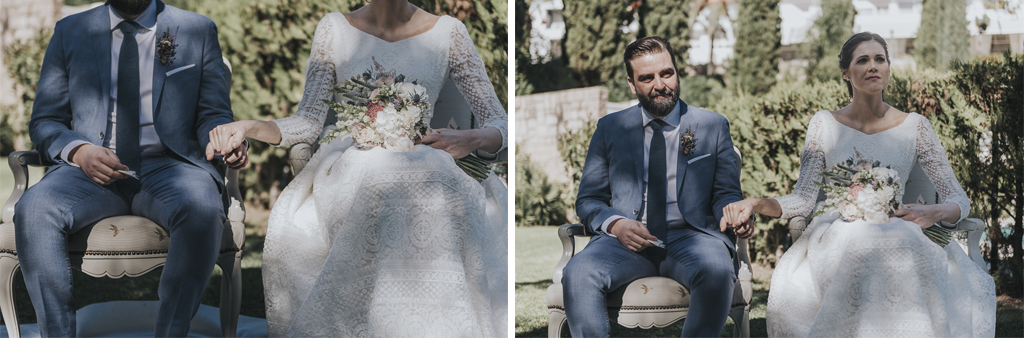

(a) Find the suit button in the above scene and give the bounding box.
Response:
[99,132,104,139]
[633,209,638,215]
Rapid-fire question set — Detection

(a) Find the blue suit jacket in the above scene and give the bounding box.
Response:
[575,101,744,249]
[29,1,233,183]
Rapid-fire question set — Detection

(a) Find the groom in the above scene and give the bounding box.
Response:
[13,0,247,336]
[563,36,754,337]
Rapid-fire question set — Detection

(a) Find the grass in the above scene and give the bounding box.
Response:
[0,156,268,325]
[515,226,1023,338]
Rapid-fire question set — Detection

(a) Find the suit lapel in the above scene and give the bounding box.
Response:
[676,101,691,198]
[151,1,168,119]
[626,106,646,191]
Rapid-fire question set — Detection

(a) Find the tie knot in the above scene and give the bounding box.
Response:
[649,119,668,131]
[117,21,140,35]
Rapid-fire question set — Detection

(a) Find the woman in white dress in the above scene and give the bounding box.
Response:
[206,1,508,336]
[720,32,995,337]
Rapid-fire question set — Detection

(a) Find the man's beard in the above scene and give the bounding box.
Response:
[109,0,152,16]
[636,85,679,118]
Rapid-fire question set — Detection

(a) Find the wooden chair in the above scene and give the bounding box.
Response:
[0,150,246,338]
[787,161,987,268]
[545,148,752,338]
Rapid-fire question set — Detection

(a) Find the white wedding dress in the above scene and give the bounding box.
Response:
[766,111,995,337]
[261,13,508,337]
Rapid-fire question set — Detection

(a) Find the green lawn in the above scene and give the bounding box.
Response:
[0,156,268,325]
[515,226,1023,338]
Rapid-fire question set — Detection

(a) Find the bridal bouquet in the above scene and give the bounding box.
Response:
[319,61,491,182]
[813,152,949,246]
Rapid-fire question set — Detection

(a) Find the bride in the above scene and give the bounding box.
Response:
[721,32,995,337]
[206,1,508,336]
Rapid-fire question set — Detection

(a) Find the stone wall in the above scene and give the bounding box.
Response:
[514,86,608,185]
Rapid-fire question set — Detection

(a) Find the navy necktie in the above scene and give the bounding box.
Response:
[647,119,668,244]
[116,21,141,191]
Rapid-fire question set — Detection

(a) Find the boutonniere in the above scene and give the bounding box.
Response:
[680,126,697,155]
[157,28,178,65]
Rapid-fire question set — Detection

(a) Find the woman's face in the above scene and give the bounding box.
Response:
[843,40,890,97]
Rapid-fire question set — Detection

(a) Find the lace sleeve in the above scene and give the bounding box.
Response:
[915,115,971,222]
[271,13,338,147]
[774,113,827,219]
[447,19,508,151]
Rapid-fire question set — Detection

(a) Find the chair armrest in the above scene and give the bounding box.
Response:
[552,223,589,284]
[225,169,245,224]
[948,217,986,269]
[288,143,318,176]
[788,216,808,244]
[3,150,45,224]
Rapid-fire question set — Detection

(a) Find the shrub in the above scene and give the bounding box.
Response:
[515,148,570,226]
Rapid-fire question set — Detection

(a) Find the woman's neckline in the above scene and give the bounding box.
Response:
[826,110,915,136]
[341,12,445,44]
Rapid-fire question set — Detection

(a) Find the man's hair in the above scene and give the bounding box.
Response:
[623,36,677,80]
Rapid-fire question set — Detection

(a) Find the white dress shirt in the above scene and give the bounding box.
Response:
[602,102,685,236]
[61,1,164,164]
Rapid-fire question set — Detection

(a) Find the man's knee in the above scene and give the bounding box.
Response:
[14,187,65,230]
[695,260,735,287]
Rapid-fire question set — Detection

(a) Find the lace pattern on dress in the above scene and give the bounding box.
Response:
[272,14,339,147]
[914,116,971,222]
[775,113,826,219]
[447,21,508,151]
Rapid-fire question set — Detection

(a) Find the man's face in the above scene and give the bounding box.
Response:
[109,0,152,17]
[627,51,679,118]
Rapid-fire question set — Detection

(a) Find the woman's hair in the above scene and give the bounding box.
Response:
[839,32,890,96]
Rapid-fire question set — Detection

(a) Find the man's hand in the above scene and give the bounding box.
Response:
[69,144,130,185]
[609,219,658,252]
[220,142,249,169]
[206,121,250,161]
[720,198,758,239]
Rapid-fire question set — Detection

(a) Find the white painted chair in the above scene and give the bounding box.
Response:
[0,150,246,338]
[787,161,987,268]
[545,148,752,338]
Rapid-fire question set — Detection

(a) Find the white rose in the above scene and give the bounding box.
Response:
[840,201,860,220]
[865,211,889,224]
[384,136,415,151]
[352,125,376,147]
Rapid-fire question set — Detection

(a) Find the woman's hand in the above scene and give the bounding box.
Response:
[720,198,759,239]
[416,128,482,159]
[893,204,946,229]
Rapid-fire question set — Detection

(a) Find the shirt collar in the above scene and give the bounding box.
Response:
[641,100,682,129]
[109,1,158,32]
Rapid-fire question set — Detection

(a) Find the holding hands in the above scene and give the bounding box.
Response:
[206,121,251,169]
[721,198,775,240]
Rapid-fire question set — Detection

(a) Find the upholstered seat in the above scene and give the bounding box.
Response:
[0,150,245,338]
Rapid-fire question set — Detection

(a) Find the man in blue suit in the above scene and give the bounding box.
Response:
[563,36,755,337]
[13,0,247,336]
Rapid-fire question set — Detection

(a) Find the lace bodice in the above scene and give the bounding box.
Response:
[272,12,508,150]
[774,110,971,221]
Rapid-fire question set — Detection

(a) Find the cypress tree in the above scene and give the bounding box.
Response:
[916,0,970,71]
[639,0,691,72]
[805,0,855,83]
[562,0,636,100]
[729,0,781,95]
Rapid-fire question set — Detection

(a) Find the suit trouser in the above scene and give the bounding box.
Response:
[13,153,224,337]
[562,227,736,338]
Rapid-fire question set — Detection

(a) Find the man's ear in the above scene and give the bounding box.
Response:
[627,76,637,96]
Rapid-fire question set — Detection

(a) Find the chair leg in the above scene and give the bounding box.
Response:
[548,310,567,338]
[217,252,241,338]
[730,306,750,338]
[0,255,21,338]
